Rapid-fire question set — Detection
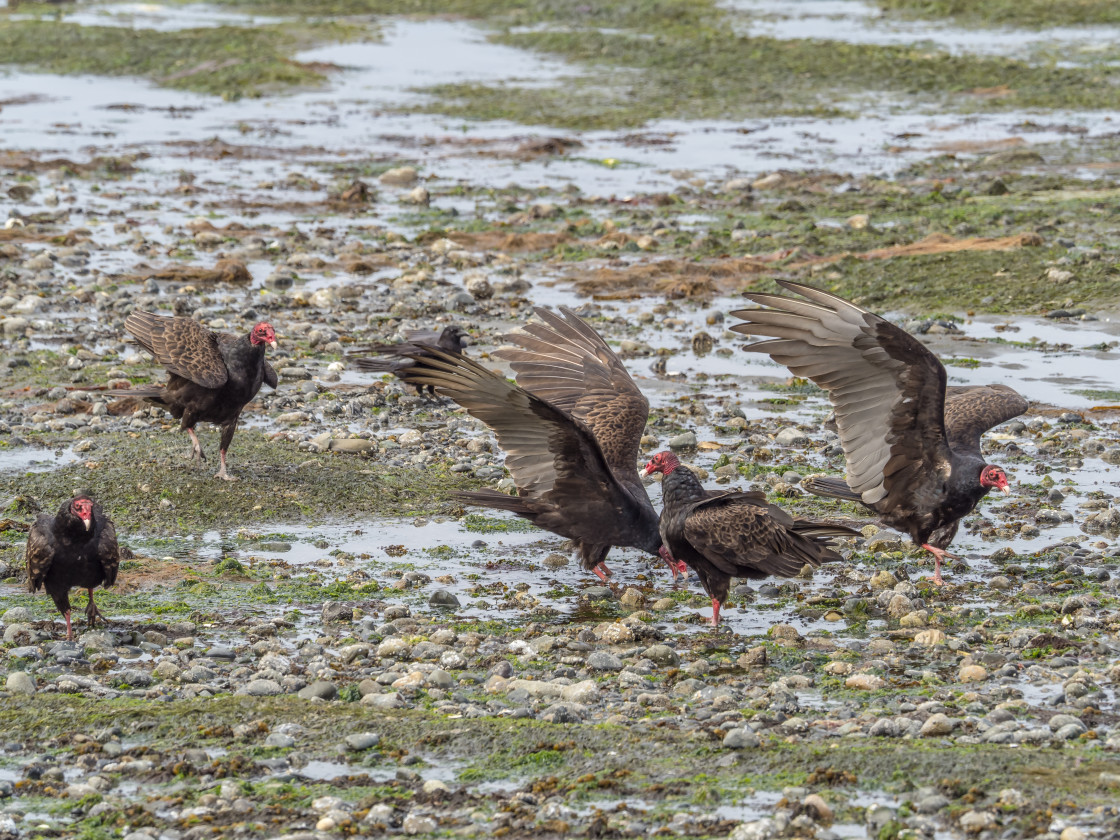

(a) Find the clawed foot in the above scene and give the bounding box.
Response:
[214,469,237,482]
[85,595,109,628]
[921,544,958,587]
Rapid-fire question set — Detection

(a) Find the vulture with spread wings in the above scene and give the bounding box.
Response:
[396,307,681,580]
[730,281,1027,584]
[114,310,278,480]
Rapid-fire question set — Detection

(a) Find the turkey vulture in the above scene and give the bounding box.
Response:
[730,281,1027,584]
[640,451,858,626]
[114,310,278,481]
[395,307,679,582]
[26,493,120,641]
[351,325,469,395]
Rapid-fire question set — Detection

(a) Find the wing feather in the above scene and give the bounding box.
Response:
[943,385,1028,454]
[397,348,652,550]
[124,310,228,389]
[731,281,950,513]
[25,514,56,594]
[494,307,649,475]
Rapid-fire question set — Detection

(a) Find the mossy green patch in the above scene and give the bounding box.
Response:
[877,0,1120,28]
[460,513,535,533]
[1,695,1118,804]
[0,430,480,534]
[0,20,370,98]
[419,26,1120,129]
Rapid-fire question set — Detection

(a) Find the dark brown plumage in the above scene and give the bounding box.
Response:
[642,452,857,626]
[730,281,1027,584]
[114,310,278,481]
[351,325,469,395]
[396,309,670,581]
[26,493,119,641]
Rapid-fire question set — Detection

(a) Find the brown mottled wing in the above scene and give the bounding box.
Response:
[263,361,278,389]
[943,385,1027,455]
[493,307,648,473]
[397,348,651,545]
[95,510,120,589]
[124,310,228,389]
[681,492,851,579]
[25,514,57,593]
[730,280,951,514]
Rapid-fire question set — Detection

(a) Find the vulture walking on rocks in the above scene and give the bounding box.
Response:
[26,493,120,641]
[730,281,1027,584]
[641,451,858,626]
[351,325,470,395]
[115,310,278,481]
[396,307,681,581]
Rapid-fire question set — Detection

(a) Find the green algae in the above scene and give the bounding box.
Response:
[877,0,1120,28]
[0,19,370,98]
[1,695,1119,804]
[414,18,1120,129]
[0,430,480,535]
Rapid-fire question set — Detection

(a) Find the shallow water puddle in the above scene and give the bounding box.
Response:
[1,16,1117,206]
[722,0,1120,61]
[0,446,79,474]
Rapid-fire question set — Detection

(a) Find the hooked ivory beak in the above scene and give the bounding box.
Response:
[1000,485,1011,495]
[83,518,91,531]
[638,467,649,478]
[269,340,278,350]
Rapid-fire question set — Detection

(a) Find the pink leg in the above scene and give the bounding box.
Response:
[598,561,612,578]
[64,610,72,641]
[187,428,205,463]
[921,543,957,586]
[214,448,235,481]
[710,598,721,627]
[592,565,609,582]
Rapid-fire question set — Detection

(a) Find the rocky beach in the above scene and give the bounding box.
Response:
[1,1,1120,838]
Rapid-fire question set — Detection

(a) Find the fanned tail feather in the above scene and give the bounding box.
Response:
[801,475,862,503]
[351,357,406,373]
[454,489,533,516]
[110,386,166,403]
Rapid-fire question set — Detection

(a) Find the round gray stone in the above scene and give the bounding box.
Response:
[345,732,381,751]
[587,651,623,671]
[298,680,338,701]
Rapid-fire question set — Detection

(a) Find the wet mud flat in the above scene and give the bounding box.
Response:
[2,1,1120,839]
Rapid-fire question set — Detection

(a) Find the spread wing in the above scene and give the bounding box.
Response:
[124,309,228,389]
[25,514,56,593]
[730,281,952,514]
[493,307,649,475]
[397,348,651,547]
[943,385,1028,455]
[681,493,851,579]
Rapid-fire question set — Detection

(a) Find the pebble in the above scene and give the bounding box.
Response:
[428,590,461,608]
[587,652,624,671]
[668,431,697,449]
[344,733,381,751]
[920,714,954,737]
[5,672,35,696]
[722,728,761,749]
[298,680,338,701]
[241,679,283,697]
